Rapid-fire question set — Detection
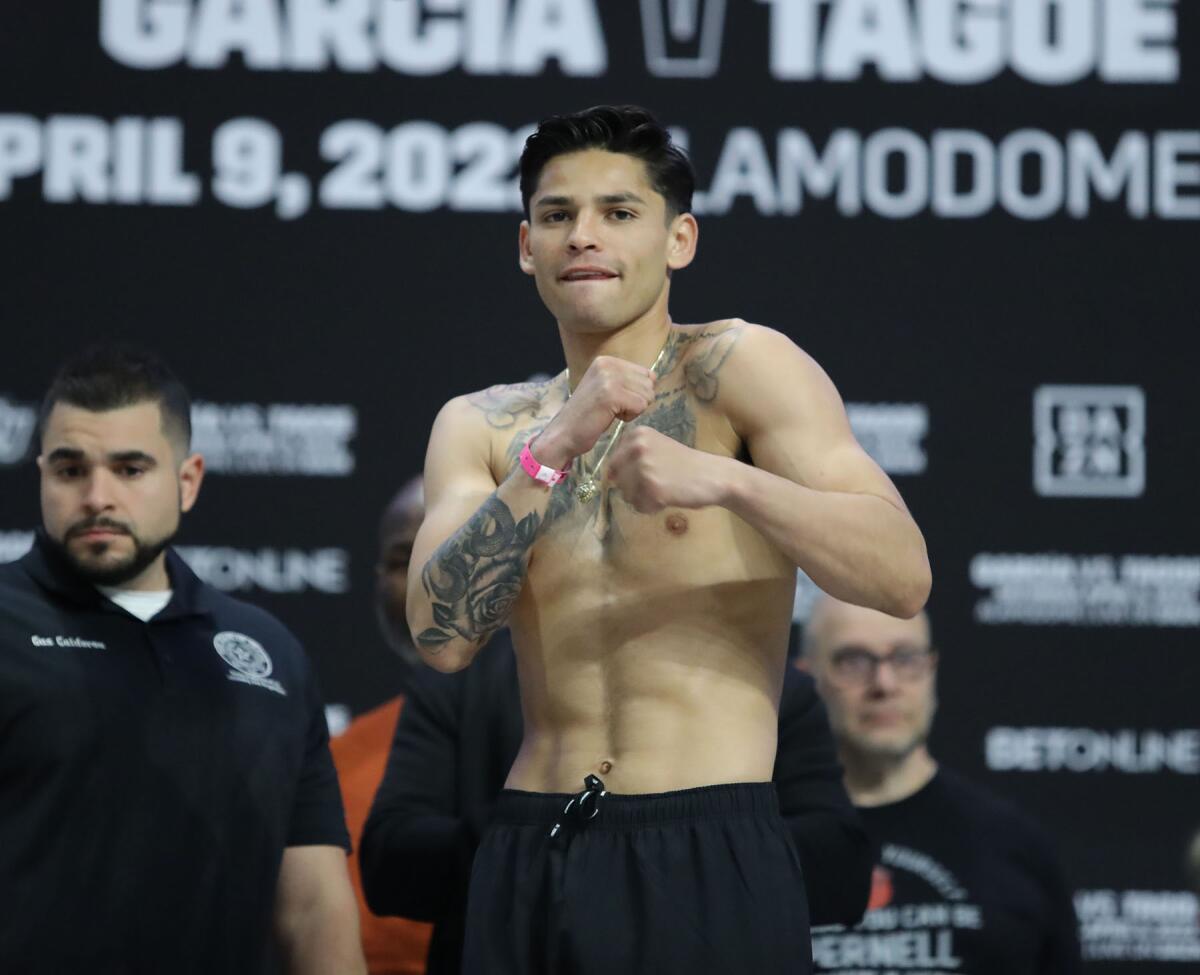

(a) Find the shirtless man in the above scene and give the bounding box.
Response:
[407,105,931,974]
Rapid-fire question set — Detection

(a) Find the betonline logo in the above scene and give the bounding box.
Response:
[98,0,1179,84]
[986,727,1200,774]
[191,402,356,476]
[177,546,349,594]
[1034,385,1145,497]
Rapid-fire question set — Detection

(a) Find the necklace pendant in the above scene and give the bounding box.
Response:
[575,478,599,504]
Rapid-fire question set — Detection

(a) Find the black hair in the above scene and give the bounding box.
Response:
[39,344,192,452]
[519,105,694,219]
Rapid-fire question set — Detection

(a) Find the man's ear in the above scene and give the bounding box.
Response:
[666,212,698,272]
[179,453,205,513]
[518,220,535,276]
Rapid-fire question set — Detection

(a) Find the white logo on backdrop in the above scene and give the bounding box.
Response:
[970,553,1199,627]
[1034,385,1145,497]
[213,630,286,696]
[847,403,928,476]
[1075,890,1200,963]
[0,531,35,563]
[0,397,37,465]
[986,727,1200,775]
[191,402,356,476]
[640,0,726,78]
[178,546,349,594]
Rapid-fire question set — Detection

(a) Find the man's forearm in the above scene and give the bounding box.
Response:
[719,459,931,618]
[277,902,366,975]
[410,473,562,670]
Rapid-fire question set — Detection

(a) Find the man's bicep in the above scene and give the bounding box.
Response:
[410,398,499,576]
[733,331,907,508]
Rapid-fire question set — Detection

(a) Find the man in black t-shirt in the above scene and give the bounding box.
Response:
[0,346,365,974]
[799,596,1081,975]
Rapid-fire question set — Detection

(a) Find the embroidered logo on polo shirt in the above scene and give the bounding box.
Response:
[213,631,286,697]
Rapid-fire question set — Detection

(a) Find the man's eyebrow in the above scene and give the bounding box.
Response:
[108,450,158,467]
[533,192,649,208]
[597,192,647,205]
[45,447,85,463]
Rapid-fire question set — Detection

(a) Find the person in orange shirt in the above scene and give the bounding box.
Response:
[330,478,433,975]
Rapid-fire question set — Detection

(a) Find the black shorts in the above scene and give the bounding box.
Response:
[462,781,812,975]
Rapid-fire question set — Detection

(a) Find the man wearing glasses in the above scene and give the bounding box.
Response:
[798,595,1082,975]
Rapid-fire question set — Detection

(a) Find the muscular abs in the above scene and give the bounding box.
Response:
[420,323,797,794]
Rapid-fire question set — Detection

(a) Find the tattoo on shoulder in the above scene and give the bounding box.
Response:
[417,495,541,653]
[467,379,562,429]
[682,325,745,403]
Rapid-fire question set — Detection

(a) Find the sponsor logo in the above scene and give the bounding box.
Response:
[0,397,37,465]
[986,727,1200,775]
[847,402,928,475]
[1076,889,1200,963]
[0,531,34,563]
[178,546,349,594]
[213,630,286,696]
[640,0,726,77]
[31,635,107,649]
[1034,385,1145,497]
[970,553,1200,626]
[191,402,356,476]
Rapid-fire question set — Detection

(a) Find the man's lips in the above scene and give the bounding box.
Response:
[69,525,130,541]
[559,266,618,282]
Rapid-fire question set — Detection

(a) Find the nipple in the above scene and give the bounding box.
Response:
[665,513,689,536]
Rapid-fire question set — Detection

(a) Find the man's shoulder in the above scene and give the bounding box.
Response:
[672,319,817,404]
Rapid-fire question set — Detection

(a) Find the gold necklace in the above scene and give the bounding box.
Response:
[573,332,673,504]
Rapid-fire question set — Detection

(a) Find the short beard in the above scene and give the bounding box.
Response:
[53,519,174,588]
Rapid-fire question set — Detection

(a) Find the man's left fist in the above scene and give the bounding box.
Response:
[607,427,728,514]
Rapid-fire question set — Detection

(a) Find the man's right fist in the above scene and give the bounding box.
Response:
[532,356,657,469]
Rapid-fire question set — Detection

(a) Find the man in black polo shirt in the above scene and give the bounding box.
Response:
[799,595,1081,975]
[0,346,366,974]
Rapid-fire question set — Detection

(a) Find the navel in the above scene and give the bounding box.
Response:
[598,760,614,775]
[665,513,689,536]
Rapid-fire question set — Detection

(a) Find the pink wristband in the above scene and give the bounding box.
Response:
[520,443,570,487]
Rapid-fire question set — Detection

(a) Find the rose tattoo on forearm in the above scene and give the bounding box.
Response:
[417,494,540,653]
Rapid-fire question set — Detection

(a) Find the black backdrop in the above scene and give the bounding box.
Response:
[2,3,1198,969]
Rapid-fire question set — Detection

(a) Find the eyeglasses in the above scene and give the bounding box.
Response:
[828,645,935,686]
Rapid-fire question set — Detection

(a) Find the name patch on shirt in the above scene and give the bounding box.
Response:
[213,631,287,697]
[31,635,107,650]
